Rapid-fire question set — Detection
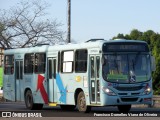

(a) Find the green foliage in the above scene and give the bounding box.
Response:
[0,67,3,87]
[113,29,160,95]
[130,29,142,40]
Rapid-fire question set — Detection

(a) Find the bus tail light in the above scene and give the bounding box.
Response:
[102,87,116,96]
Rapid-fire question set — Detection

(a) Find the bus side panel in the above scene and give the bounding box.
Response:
[23,75,45,104]
[56,73,90,105]
[56,73,75,105]
[3,75,15,101]
[56,73,68,104]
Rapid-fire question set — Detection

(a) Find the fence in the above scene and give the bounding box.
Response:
[152,95,160,107]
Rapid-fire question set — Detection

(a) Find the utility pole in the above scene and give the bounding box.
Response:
[67,0,71,43]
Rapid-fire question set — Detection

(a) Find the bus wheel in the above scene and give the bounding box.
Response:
[25,90,34,110]
[25,90,43,110]
[60,105,76,111]
[117,105,131,113]
[77,91,91,113]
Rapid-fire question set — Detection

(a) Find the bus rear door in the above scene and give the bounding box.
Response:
[47,57,57,103]
[15,60,23,101]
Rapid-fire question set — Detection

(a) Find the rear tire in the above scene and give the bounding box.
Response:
[77,91,91,113]
[60,105,76,111]
[117,105,131,113]
[25,90,43,110]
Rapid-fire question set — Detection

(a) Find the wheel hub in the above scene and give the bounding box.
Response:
[79,97,85,109]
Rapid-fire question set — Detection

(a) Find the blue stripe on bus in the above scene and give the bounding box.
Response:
[56,73,66,104]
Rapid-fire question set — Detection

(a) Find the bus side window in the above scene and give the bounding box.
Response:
[61,51,74,73]
[4,55,14,75]
[24,54,34,74]
[75,49,87,73]
[35,53,46,74]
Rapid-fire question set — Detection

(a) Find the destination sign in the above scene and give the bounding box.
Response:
[103,42,149,52]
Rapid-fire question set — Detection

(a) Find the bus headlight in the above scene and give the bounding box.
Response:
[143,86,152,95]
[102,87,116,96]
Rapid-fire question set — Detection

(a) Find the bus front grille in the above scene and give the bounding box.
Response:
[115,86,143,91]
[121,98,138,102]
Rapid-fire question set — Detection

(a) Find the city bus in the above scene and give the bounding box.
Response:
[3,39,155,113]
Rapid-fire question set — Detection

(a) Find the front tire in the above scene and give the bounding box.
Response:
[77,91,91,113]
[25,90,43,110]
[117,105,131,113]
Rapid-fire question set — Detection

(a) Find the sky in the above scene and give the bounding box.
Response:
[0,0,160,43]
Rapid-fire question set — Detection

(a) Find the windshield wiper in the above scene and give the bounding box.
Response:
[132,60,135,71]
[134,52,141,66]
[130,52,141,71]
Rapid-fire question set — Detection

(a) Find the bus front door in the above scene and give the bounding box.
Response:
[15,60,23,101]
[47,58,57,103]
[90,55,100,104]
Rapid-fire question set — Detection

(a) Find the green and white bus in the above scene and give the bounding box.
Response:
[3,39,155,112]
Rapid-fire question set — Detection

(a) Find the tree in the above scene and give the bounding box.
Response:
[130,29,142,40]
[113,33,125,39]
[124,34,131,40]
[0,0,64,48]
[141,30,155,44]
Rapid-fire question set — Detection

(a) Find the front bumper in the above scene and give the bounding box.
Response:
[101,93,153,106]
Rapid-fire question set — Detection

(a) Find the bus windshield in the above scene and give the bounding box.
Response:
[102,53,151,83]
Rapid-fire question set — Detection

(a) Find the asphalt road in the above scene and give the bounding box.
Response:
[0,102,160,120]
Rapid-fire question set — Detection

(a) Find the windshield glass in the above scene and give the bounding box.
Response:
[102,53,151,83]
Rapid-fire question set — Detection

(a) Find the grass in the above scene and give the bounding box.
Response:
[0,67,3,87]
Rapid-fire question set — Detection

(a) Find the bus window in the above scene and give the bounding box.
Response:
[24,54,34,74]
[58,52,60,72]
[35,53,46,73]
[91,57,95,78]
[4,55,14,74]
[61,51,74,73]
[48,59,52,79]
[75,49,87,73]
[96,56,100,78]
[53,59,56,78]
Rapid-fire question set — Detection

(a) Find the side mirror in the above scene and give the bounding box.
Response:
[151,56,156,71]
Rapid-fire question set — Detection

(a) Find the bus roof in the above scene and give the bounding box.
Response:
[4,39,148,55]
